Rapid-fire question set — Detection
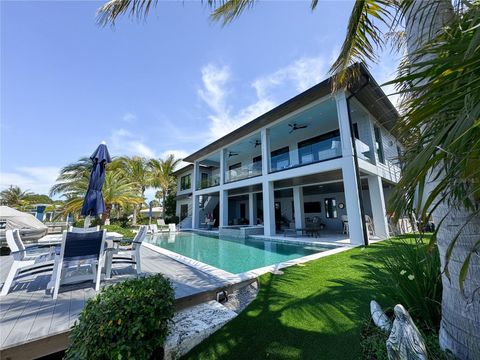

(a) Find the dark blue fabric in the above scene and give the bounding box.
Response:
[81,143,111,216]
[64,231,104,260]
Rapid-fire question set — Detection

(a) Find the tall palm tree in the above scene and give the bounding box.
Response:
[0,186,33,208]
[149,154,181,219]
[96,1,480,358]
[115,156,151,225]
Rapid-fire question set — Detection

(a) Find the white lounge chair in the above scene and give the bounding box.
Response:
[1,229,56,296]
[105,225,147,279]
[168,223,177,232]
[50,230,106,299]
[147,224,159,234]
[157,219,169,231]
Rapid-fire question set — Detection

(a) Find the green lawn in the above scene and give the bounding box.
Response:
[183,240,399,360]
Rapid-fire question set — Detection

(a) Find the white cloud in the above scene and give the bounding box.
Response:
[109,128,156,158]
[199,55,329,141]
[0,166,60,195]
[122,112,137,123]
[159,149,190,169]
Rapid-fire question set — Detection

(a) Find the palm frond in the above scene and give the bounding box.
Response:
[97,0,158,26]
[330,0,394,90]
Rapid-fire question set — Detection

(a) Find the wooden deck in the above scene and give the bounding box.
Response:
[0,246,239,359]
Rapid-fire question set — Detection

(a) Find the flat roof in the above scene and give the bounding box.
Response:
[184,63,398,163]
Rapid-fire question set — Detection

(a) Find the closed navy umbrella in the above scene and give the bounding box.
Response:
[81,142,111,217]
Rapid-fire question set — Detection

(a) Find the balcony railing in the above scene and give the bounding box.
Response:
[225,163,262,183]
[270,137,342,173]
[197,173,220,190]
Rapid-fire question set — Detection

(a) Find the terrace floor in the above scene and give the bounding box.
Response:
[0,246,239,359]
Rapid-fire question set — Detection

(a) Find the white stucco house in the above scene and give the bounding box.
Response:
[173,64,402,246]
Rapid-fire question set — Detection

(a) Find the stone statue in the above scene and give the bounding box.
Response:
[370,300,392,333]
[386,304,428,360]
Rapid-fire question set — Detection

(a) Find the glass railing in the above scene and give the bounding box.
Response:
[197,173,221,190]
[270,137,342,173]
[225,163,262,183]
[355,139,373,163]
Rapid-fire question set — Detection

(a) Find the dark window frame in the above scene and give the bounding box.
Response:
[270,146,290,171]
[229,162,242,171]
[298,129,341,165]
[324,198,337,218]
[180,174,191,191]
[374,126,385,164]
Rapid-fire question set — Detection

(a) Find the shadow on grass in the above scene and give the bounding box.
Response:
[182,241,409,360]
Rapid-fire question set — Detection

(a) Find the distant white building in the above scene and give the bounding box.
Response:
[174,64,402,245]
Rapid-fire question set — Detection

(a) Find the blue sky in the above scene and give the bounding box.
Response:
[1,0,399,199]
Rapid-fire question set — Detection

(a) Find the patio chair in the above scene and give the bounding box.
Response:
[341,215,349,234]
[1,229,56,296]
[50,230,106,299]
[157,219,169,231]
[168,223,177,232]
[365,215,375,236]
[147,224,159,234]
[105,225,147,279]
[68,225,100,233]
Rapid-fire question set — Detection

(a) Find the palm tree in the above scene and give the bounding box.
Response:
[59,171,142,224]
[149,154,181,219]
[115,156,151,225]
[0,186,33,208]
[96,1,480,357]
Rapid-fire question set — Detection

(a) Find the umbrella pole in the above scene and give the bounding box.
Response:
[84,215,91,229]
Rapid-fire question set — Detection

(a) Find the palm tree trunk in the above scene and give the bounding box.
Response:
[434,204,480,359]
[162,190,166,219]
[405,1,479,358]
[132,205,138,225]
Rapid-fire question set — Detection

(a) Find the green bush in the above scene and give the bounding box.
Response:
[370,236,442,331]
[109,216,131,228]
[73,217,101,228]
[360,319,453,360]
[65,275,175,360]
[102,224,135,239]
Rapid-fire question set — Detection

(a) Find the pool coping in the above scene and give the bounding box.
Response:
[142,235,355,285]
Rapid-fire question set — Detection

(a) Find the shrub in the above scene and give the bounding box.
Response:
[65,275,175,360]
[370,236,442,331]
[360,319,453,360]
[109,216,130,228]
[102,224,135,239]
[165,215,179,225]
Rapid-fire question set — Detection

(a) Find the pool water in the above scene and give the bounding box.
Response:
[146,232,333,274]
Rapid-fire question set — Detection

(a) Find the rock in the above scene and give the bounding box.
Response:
[370,300,392,333]
[386,304,428,360]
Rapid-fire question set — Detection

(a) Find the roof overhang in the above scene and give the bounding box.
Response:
[184,63,399,163]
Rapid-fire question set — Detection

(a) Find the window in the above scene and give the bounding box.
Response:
[253,155,262,172]
[298,129,341,164]
[324,198,337,218]
[374,126,385,164]
[270,146,290,171]
[304,202,321,213]
[180,204,189,221]
[180,174,191,191]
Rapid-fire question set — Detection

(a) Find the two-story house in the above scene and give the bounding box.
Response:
[173,64,402,245]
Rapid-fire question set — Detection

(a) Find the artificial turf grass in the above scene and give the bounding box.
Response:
[183,240,400,360]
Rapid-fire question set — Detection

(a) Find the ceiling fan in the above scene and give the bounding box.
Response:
[228,151,239,158]
[250,139,261,148]
[288,123,308,133]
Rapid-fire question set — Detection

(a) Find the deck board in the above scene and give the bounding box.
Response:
[0,246,232,357]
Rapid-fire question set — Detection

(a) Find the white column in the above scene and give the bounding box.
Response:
[342,158,365,245]
[368,175,389,239]
[289,143,299,167]
[335,91,354,157]
[248,192,255,226]
[220,148,227,185]
[219,189,229,228]
[193,161,200,191]
[293,186,304,234]
[261,128,270,175]
[192,195,200,229]
[262,180,275,236]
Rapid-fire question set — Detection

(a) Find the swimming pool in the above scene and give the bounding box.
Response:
[145,232,334,274]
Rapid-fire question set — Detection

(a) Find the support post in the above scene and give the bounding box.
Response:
[248,193,255,226]
[293,186,304,234]
[219,189,229,228]
[367,175,389,239]
[261,128,270,175]
[342,158,365,245]
[262,180,275,236]
[192,195,200,229]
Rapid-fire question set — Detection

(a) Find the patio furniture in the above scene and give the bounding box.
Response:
[1,229,56,296]
[157,219,169,231]
[147,224,159,234]
[105,225,147,279]
[341,215,349,234]
[37,231,123,246]
[50,230,106,299]
[207,219,216,230]
[168,223,177,232]
[68,225,100,233]
[365,215,375,236]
